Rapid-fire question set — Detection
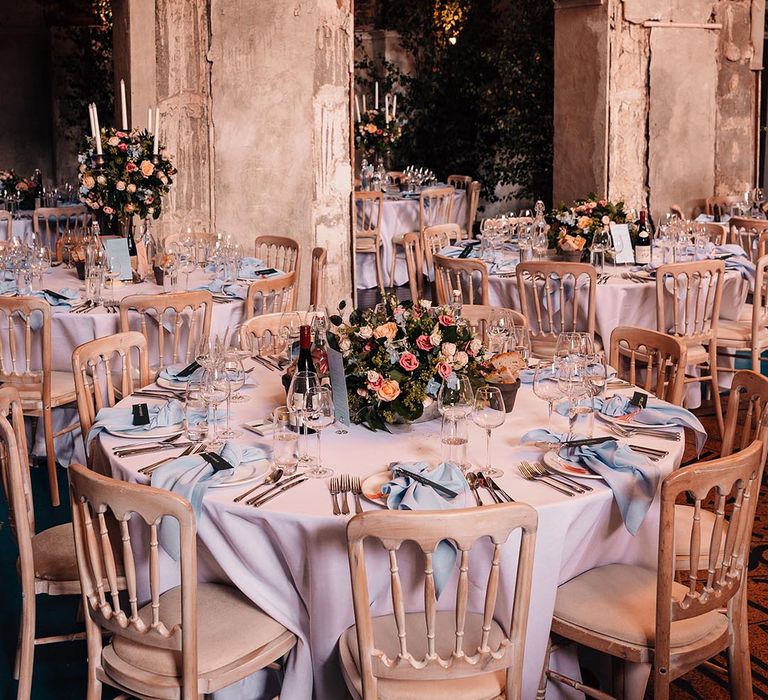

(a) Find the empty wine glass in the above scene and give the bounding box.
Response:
[487,309,517,354]
[472,386,506,478]
[224,351,248,403]
[287,370,320,463]
[437,374,474,420]
[184,380,209,444]
[557,361,593,440]
[533,362,564,426]
[510,325,532,363]
[104,256,120,302]
[279,311,302,363]
[201,366,229,446]
[62,228,75,268]
[303,385,335,478]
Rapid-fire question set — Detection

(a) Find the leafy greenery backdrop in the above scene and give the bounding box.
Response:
[356,0,554,205]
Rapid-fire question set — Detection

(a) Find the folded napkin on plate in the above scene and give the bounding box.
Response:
[158,362,204,384]
[35,287,79,306]
[439,246,464,258]
[86,399,184,450]
[521,428,660,535]
[381,461,468,597]
[596,394,706,454]
[194,279,248,299]
[152,440,270,559]
[490,259,516,274]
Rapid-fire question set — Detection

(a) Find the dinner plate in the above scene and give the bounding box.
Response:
[209,459,271,488]
[361,470,392,506]
[543,450,604,480]
[597,412,677,429]
[106,424,184,440]
[157,375,193,390]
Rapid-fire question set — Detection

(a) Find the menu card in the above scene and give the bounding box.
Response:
[610,223,635,264]
[102,237,133,281]
[326,344,351,426]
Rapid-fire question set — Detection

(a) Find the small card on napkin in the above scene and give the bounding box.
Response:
[200,452,234,472]
[175,360,201,378]
[630,391,648,409]
[132,403,150,426]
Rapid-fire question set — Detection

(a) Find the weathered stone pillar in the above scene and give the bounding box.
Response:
[553,0,765,223]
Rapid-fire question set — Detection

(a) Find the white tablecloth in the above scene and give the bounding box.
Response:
[356,190,467,289]
[95,364,684,699]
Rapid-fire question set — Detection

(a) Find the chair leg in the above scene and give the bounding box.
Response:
[16,591,35,700]
[727,583,753,699]
[535,637,552,700]
[709,351,725,437]
[624,661,652,700]
[374,248,385,298]
[42,406,60,507]
[83,600,103,700]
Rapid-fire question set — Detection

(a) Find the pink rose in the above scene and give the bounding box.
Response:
[436,362,452,380]
[438,314,454,327]
[367,370,383,391]
[399,352,419,372]
[115,131,127,138]
[126,162,138,172]
[416,334,433,351]
[118,143,128,151]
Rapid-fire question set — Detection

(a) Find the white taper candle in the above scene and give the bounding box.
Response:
[93,104,102,155]
[147,107,153,132]
[354,95,361,122]
[392,94,397,120]
[120,79,128,130]
[153,108,160,155]
[88,103,96,139]
[375,81,379,110]
[362,94,366,114]
[385,95,390,124]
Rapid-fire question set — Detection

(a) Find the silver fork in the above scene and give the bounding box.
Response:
[518,461,574,497]
[352,476,363,514]
[607,423,680,440]
[339,474,350,515]
[530,460,590,493]
[329,477,341,516]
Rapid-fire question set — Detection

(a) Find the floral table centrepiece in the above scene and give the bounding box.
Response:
[0,169,41,210]
[354,107,403,161]
[326,295,488,431]
[77,128,177,235]
[547,194,632,261]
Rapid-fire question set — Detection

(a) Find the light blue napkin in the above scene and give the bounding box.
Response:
[152,440,271,559]
[194,279,248,299]
[158,362,204,384]
[595,394,706,454]
[521,428,660,535]
[381,461,467,598]
[0,281,16,294]
[715,244,747,258]
[723,255,756,283]
[34,287,79,307]
[439,246,464,258]
[490,259,516,274]
[86,399,184,450]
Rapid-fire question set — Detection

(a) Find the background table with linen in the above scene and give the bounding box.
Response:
[95,362,684,700]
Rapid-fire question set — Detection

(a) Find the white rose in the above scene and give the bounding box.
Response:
[339,337,351,353]
[97,175,107,185]
[429,328,442,346]
[441,342,457,357]
[116,181,126,191]
[469,338,482,354]
[419,299,432,308]
[454,351,469,369]
[358,326,373,339]
[366,370,380,383]
[357,387,369,397]
[126,183,137,193]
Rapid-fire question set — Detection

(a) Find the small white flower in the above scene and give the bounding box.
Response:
[441,342,457,357]
[126,183,137,193]
[419,299,432,308]
[454,351,469,369]
[357,387,369,397]
[96,175,107,185]
[116,181,126,191]
[366,370,380,383]
[339,337,351,352]
[358,325,373,339]
[469,337,482,354]
[429,328,442,346]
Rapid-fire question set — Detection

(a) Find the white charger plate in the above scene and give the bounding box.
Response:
[543,450,604,481]
[106,424,184,440]
[361,470,391,506]
[209,459,271,488]
[157,375,193,390]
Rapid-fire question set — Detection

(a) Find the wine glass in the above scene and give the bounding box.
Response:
[287,370,320,464]
[610,230,624,267]
[517,224,533,262]
[472,386,506,478]
[224,351,248,403]
[303,385,335,478]
[557,361,592,440]
[554,332,592,363]
[279,311,302,363]
[196,336,218,371]
[585,354,608,402]
[592,229,611,273]
[104,256,120,302]
[61,227,75,268]
[184,380,209,444]
[533,362,564,426]
[437,374,474,420]
[201,366,229,446]
[272,406,299,476]
[510,325,531,364]
[487,309,517,355]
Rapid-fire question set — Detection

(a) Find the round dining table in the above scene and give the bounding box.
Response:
[93,361,685,700]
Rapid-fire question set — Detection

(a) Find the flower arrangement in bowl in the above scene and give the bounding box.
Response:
[326,295,488,431]
[77,129,177,229]
[355,108,403,160]
[0,169,40,209]
[547,194,631,261]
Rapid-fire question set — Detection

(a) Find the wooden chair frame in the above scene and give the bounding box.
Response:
[354,191,385,296]
[32,206,88,261]
[245,269,298,319]
[609,327,687,405]
[239,312,287,358]
[310,246,327,309]
[119,291,213,375]
[254,235,301,288]
[516,262,597,358]
[433,253,489,305]
[729,216,768,263]
[72,331,150,459]
[655,260,725,435]
[423,224,459,283]
[447,175,472,191]
[464,180,481,240]
[460,305,528,346]
[344,503,538,700]
[705,195,741,217]
[0,208,12,239]
[402,232,422,302]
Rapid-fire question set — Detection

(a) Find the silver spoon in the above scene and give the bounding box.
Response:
[233,468,283,503]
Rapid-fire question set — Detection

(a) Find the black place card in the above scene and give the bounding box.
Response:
[629,391,648,409]
[458,245,474,258]
[175,360,201,378]
[256,267,279,276]
[132,403,150,426]
[43,289,68,301]
[200,452,234,473]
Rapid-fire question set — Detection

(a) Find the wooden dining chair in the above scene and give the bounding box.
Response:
[402,232,422,302]
[423,224,459,282]
[729,216,768,263]
[239,312,286,358]
[460,180,481,241]
[254,234,301,282]
[68,463,297,700]
[0,297,80,506]
[539,438,763,700]
[447,174,472,191]
[390,186,455,290]
[460,305,528,346]
[655,260,725,435]
[715,254,768,373]
[433,253,489,305]
[32,205,88,256]
[310,246,327,309]
[669,204,685,220]
[0,208,12,239]
[698,222,727,246]
[516,261,597,360]
[245,269,298,319]
[354,191,385,295]
[119,291,213,377]
[340,503,538,700]
[608,327,687,406]
[705,195,741,216]
[71,331,150,459]
[0,386,93,700]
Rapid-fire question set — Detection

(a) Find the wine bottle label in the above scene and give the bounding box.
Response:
[635,246,651,264]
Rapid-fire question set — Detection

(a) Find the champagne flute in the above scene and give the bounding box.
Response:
[287,370,319,463]
[472,386,506,478]
[303,385,335,478]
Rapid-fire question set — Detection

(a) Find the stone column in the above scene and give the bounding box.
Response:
[553,0,765,223]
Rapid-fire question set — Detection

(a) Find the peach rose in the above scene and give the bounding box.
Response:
[139,160,155,177]
[373,322,398,340]
[577,216,592,230]
[436,362,452,380]
[376,379,401,402]
[107,136,120,147]
[399,352,419,372]
[438,314,455,326]
[116,180,126,191]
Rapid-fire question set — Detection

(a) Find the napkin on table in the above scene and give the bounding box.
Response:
[194,279,248,299]
[521,428,660,535]
[158,362,204,384]
[381,461,468,597]
[152,440,270,559]
[86,399,184,450]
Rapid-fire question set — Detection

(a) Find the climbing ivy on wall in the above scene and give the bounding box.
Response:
[357,0,554,204]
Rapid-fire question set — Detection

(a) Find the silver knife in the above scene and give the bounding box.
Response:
[246,473,304,505]
[251,476,308,507]
[115,442,192,457]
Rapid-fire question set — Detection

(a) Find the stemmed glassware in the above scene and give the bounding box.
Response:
[510,325,531,363]
[62,227,75,268]
[554,332,593,363]
[201,366,230,446]
[184,380,209,445]
[557,361,592,440]
[487,309,517,354]
[438,375,473,470]
[223,350,248,403]
[533,362,564,426]
[302,385,335,478]
[472,386,506,478]
[279,311,302,363]
[271,406,299,476]
[287,370,320,464]
[104,256,120,302]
